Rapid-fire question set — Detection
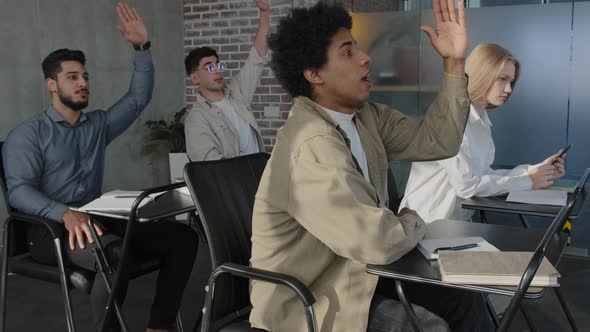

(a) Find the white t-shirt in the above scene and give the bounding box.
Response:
[400,104,534,222]
[214,98,259,155]
[318,104,370,183]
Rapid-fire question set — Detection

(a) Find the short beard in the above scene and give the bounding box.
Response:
[57,88,88,111]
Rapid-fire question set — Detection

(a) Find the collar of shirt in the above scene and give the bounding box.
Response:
[195,85,231,109]
[46,105,88,126]
[469,104,493,128]
[315,102,356,126]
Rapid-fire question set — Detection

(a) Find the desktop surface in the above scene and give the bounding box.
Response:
[366,219,560,297]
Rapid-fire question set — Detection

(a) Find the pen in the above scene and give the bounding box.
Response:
[434,243,479,253]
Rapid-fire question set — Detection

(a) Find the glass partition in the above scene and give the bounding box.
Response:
[336,0,590,186]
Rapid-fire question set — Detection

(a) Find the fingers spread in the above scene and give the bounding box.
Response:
[447,0,457,23]
[457,1,466,27]
[440,0,450,22]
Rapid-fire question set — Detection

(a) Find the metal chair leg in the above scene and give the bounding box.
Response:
[395,280,423,332]
[479,211,488,224]
[175,312,184,332]
[518,215,531,228]
[554,287,578,332]
[0,218,11,332]
[54,238,76,332]
[482,294,499,328]
[519,303,536,332]
[88,220,128,332]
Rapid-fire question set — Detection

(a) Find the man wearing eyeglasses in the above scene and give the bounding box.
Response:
[183,0,269,161]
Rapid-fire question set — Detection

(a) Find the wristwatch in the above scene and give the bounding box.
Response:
[133,41,151,51]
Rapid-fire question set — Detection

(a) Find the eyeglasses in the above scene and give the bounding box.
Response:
[202,62,227,73]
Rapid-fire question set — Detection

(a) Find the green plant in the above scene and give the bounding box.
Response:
[143,107,187,155]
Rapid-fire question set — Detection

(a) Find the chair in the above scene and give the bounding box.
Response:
[0,141,177,332]
[183,153,317,332]
[387,165,402,212]
[497,168,589,331]
[0,140,91,332]
[395,168,590,332]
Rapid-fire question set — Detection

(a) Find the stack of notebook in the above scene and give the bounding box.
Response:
[437,251,560,287]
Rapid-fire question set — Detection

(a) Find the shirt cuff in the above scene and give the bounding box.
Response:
[527,163,541,172]
[48,203,70,223]
[440,72,470,101]
[511,174,533,191]
[248,46,269,65]
[133,49,154,71]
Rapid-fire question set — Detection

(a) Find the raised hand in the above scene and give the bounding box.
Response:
[256,0,270,12]
[420,0,468,61]
[116,2,149,46]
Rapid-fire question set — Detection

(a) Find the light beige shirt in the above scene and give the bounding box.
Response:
[185,47,267,161]
[249,74,470,332]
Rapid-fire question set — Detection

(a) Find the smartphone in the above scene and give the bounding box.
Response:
[553,144,572,164]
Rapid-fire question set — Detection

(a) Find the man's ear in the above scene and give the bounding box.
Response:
[303,68,323,86]
[46,78,57,94]
[189,71,200,85]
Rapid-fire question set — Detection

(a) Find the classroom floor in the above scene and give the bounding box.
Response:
[3,239,589,332]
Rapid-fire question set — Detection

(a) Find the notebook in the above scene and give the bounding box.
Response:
[417,237,499,260]
[547,179,578,193]
[78,190,167,212]
[438,251,560,287]
[506,189,567,206]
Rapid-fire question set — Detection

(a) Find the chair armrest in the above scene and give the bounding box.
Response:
[130,181,188,216]
[201,262,318,332]
[10,211,63,239]
[218,262,315,307]
[140,181,187,196]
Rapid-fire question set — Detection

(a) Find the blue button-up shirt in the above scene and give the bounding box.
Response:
[2,50,154,223]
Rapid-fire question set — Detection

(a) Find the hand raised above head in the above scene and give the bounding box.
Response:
[116,1,149,47]
[256,0,270,12]
[419,0,468,61]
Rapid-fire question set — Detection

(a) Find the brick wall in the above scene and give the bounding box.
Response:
[183,0,294,152]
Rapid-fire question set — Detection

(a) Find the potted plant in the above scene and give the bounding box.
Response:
[143,107,189,183]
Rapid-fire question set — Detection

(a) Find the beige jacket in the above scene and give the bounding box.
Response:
[249,74,470,332]
[185,47,267,161]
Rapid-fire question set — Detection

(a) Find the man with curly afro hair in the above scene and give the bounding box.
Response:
[250,1,495,331]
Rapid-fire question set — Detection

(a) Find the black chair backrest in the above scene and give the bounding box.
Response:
[387,165,402,212]
[184,153,270,323]
[0,141,11,214]
[0,141,27,256]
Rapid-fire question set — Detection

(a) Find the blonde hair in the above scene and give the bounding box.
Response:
[465,43,520,103]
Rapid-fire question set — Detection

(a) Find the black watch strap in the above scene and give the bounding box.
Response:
[133,41,151,51]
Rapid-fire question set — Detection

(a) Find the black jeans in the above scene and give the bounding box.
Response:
[27,217,198,330]
[375,277,495,332]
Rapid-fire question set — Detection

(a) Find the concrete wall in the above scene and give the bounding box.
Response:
[0,0,185,225]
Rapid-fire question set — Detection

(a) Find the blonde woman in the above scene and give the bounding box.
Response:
[400,43,566,222]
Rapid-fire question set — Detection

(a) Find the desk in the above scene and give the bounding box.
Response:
[462,190,585,228]
[82,184,198,332]
[81,189,196,222]
[367,219,560,298]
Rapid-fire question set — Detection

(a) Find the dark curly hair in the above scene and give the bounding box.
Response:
[268,3,352,99]
[41,49,86,80]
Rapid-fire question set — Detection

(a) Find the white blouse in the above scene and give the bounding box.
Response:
[400,105,534,222]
